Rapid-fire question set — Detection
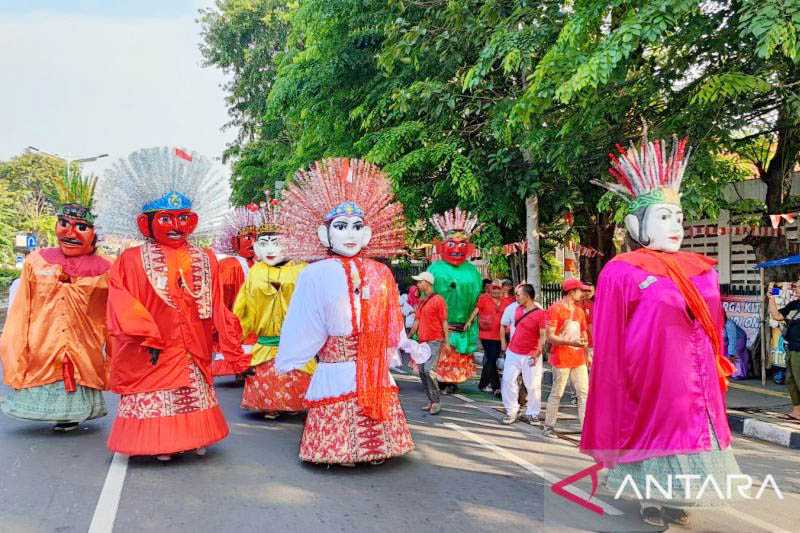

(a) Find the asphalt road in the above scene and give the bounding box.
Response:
[1,371,798,533]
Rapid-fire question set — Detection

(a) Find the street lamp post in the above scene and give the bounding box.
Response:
[25,146,108,180]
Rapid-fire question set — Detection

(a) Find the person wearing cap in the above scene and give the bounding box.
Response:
[409,271,449,414]
[542,278,590,438]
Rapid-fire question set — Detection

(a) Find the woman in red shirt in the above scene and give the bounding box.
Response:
[469,280,509,393]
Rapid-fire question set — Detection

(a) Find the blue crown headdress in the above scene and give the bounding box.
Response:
[324,200,365,222]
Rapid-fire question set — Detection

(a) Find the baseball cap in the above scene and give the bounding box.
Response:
[412,271,435,285]
[562,278,592,293]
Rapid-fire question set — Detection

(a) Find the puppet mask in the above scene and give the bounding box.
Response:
[254,233,287,266]
[436,237,474,266]
[235,231,257,260]
[624,203,683,253]
[136,209,198,248]
[56,216,96,257]
[317,215,372,257]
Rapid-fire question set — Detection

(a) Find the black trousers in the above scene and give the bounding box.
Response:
[478,339,502,391]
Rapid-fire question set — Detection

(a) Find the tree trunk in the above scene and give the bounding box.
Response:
[526,195,542,294]
[578,210,616,284]
[745,113,800,282]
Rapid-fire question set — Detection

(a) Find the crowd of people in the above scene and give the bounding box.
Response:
[405,272,595,438]
[0,130,760,527]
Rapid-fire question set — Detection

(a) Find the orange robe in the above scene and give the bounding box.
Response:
[212,255,256,376]
[1,249,110,391]
[105,242,247,455]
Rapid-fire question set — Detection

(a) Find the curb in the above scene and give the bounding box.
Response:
[727,413,800,449]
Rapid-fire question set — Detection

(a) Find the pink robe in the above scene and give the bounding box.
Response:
[580,259,732,467]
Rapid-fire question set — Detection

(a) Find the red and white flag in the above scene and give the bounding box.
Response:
[174,147,193,161]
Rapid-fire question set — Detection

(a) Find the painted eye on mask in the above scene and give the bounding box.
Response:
[446,242,455,248]
[58,219,69,228]
[177,214,190,223]
[77,223,89,232]
[158,215,171,224]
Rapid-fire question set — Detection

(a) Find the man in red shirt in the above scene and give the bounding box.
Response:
[500,284,547,425]
[543,279,591,438]
[409,271,449,415]
[469,280,509,394]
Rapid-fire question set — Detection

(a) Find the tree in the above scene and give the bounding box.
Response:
[200,0,762,284]
[0,153,72,265]
[510,0,800,276]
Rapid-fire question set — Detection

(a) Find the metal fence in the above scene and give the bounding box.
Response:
[539,283,563,308]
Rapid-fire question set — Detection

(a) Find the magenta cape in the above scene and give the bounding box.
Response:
[579,259,732,467]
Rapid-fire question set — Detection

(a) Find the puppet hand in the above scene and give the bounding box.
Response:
[149,348,160,366]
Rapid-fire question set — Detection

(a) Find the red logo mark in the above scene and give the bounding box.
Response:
[551,462,604,516]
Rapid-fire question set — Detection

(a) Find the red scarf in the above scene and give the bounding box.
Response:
[615,249,734,392]
[340,257,394,421]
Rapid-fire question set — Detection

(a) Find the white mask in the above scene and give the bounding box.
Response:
[317,215,372,257]
[624,203,684,253]
[254,234,287,266]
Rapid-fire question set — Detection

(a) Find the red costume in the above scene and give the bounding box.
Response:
[96,146,247,458]
[211,205,261,376]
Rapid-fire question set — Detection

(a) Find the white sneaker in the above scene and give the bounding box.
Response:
[502,414,518,425]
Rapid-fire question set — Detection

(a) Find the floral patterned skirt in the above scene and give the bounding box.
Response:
[299,391,414,464]
[434,347,475,384]
[108,363,229,456]
[241,360,311,413]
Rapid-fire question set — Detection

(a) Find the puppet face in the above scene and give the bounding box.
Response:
[625,203,683,253]
[254,233,287,266]
[136,209,198,248]
[317,215,372,257]
[235,232,257,259]
[436,237,474,266]
[56,216,96,257]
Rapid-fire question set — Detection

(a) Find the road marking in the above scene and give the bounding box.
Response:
[723,507,793,533]
[233,422,280,431]
[88,453,129,533]
[444,422,623,516]
[453,393,475,403]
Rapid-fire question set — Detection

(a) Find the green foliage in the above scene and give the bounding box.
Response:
[200,0,797,264]
[0,153,68,265]
[0,267,18,290]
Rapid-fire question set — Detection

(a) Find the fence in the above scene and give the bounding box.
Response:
[539,283,562,308]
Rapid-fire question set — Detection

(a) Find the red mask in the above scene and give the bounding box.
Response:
[436,238,475,266]
[56,216,96,257]
[234,232,256,260]
[136,209,198,248]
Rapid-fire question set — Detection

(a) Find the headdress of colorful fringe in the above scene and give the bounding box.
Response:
[430,207,483,241]
[54,170,99,224]
[212,204,265,255]
[593,128,691,215]
[281,158,406,261]
[94,146,231,240]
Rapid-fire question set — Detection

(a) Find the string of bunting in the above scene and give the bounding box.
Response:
[568,243,605,258]
[685,225,784,237]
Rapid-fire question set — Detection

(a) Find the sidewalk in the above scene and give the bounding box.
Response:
[463,356,800,449]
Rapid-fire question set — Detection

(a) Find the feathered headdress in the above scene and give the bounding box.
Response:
[212,204,263,255]
[94,147,231,239]
[594,129,691,215]
[282,158,406,260]
[258,199,285,235]
[430,207,482,241]
[54,171,98,224]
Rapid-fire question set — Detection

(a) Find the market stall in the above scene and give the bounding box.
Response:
[754,255,800,385]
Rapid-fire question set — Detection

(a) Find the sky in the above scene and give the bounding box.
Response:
[0,0,234,175]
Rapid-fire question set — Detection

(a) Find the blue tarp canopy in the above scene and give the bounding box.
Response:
[754,255,800,269]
